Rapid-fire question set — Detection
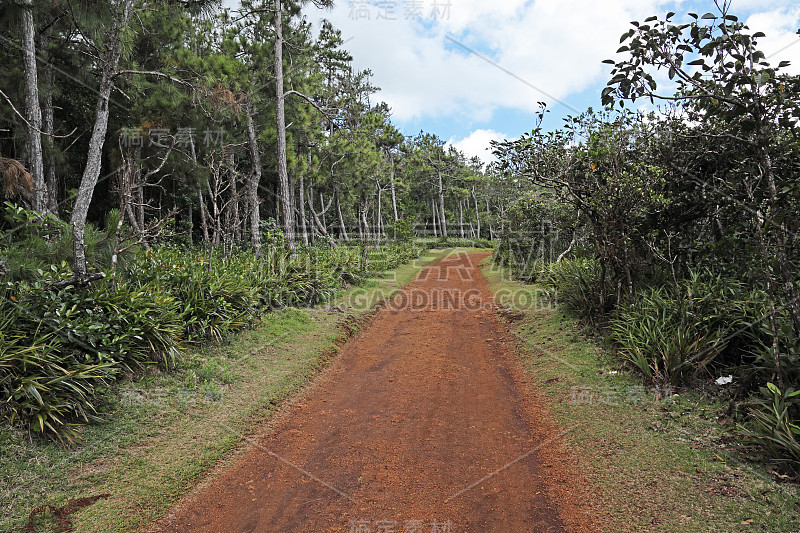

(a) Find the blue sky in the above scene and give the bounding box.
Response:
[308,0,800,163]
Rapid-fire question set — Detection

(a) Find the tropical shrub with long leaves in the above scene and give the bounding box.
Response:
[610,271,765,386]
[537,258,614,320]
[739,383,800,477]
[0,237,426,439]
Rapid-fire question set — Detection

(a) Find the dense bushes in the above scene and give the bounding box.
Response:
[500,251,800,474]
[739,384,800,476]
[610,272,766,386]
[536,258,613,321]
[0,220,426,439]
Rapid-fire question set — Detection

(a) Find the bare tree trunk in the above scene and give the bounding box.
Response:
[361,200,371,246]
[40,35,58,214]
[274,0,295,251]
[242,108,262,252]
[432,198,438,237]
[389,151,398,222]
[335,188,348,241]
[459,200,464,238]
[376,184,383,247]
[357,204,364,241]
[71,0,133,279]
[198,188,209,243]
[299,159,309,246]
[308,190,336,248]
[472,186,481,239]
[485,198,493,240]
[21,0,46,212]
[437,169,447,237]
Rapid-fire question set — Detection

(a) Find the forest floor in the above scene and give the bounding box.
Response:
[149,251,598,533]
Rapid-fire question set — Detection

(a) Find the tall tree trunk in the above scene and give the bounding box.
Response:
[71,0,133,279]
[245,107,262,252]
[40,34,58,214]
[437,169,447,237]
[299,155,309,246]
[21,0,46,212]
[274,0,295,251]
[432,197,438,237]
[389,151,398,222]
[320,192,326,230]
[335,188,348,241]
[198,188,209,243]
[376,185,383,247]
[459,200,464,238]
[357,204,364,241]
[485,198,494,240]
[472,186,481,239]
[361,200,371,246]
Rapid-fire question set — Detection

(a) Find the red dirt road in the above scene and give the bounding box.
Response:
[152,252,598,532]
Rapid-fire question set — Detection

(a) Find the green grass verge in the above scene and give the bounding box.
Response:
[480,257,800,533]
[0,248,450,533]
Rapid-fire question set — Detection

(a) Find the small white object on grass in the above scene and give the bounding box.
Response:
[715,375,734,386]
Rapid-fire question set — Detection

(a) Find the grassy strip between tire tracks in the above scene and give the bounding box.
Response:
[0,248,457,533]
[481,257,800,533]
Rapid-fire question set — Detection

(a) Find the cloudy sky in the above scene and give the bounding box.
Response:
[299,0,800,163]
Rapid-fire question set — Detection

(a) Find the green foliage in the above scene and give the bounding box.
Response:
[0,203,116,282]
[537,258,613,320]
[0,290,115,443]
[392,217,415,243]
[739,383,800,476]
[0,238,425,439]
[610,271,765,386]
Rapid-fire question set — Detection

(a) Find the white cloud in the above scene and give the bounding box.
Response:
[745,6,800,74]
[447,129,514,164]
[304,1,800,130]
[312,0,674,122]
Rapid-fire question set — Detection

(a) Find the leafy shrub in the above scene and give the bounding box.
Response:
[739,383,800,476]
[0,238,425,439]
[0,294,115,442]
[10,267,183,371]
[421,236,494,250]
[0,202,116,282]
[125,247,258,342]
[538,258,614,320]
[610,271,765,386]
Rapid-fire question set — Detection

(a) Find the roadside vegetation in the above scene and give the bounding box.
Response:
[0,239,447,533]
[0,0,504,444]
[483,257,800,532]
[494,4,800,487]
